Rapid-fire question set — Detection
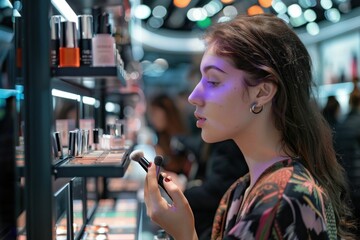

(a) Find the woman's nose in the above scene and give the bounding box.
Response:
[188,83,202,106]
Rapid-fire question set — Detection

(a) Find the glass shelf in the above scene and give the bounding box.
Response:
[51,66,127,88]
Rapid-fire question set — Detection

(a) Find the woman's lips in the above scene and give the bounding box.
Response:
[196,118,206,128]
[194,113,206,128]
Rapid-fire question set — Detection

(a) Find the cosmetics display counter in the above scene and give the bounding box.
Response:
[46,65,137,239]
[11,0,162,238]
[17,3,129,240]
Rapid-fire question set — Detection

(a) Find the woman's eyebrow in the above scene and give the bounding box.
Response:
[203,65,226,74]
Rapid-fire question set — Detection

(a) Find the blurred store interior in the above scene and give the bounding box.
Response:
[1,0,360,114]
[66,0,360,116]
[1,0,360,239]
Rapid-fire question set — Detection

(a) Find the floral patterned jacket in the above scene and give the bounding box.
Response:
[211,158,338,240]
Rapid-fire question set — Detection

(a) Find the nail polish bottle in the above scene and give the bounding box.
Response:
[92,12,116,66]
[78,15,93,66]
[59,21,80,67]
[50,15,62,67]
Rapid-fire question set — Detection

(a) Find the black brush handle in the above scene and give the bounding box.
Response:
[137,156,172,200]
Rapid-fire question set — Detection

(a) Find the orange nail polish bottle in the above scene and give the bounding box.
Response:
[59,21,80,67]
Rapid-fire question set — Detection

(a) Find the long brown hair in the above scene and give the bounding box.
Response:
[204,14,356,238]
[149,94,188,174]
[149,93,186,136]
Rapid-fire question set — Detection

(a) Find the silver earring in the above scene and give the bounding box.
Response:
[250,103,263,114]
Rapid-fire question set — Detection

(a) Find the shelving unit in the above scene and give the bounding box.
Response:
[19,1,135,239]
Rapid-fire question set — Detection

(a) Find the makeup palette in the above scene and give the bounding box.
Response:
[54,149,131,177]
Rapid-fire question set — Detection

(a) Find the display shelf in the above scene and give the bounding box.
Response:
[51,66,127,87]
[53,149,131,178]
[51,77,93,96]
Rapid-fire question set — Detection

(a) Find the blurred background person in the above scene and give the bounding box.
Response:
[147,93,191,176]
[334,80,360,231]
[322,95,341,130]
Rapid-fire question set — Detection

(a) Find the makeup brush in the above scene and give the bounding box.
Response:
[154,155,163,178]
[130,150,172,200]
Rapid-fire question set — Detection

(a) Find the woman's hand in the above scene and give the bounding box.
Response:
[163,171,188,192]
[144,163,198,240]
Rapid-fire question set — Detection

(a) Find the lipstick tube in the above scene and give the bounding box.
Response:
[50,15,62,67]
[78,15,93,66]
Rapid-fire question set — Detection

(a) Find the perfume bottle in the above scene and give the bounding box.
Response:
[78,15,93,66]
[59,21,80,67]
[92,12,116,66]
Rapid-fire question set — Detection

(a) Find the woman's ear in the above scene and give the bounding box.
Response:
[255,81,278,105]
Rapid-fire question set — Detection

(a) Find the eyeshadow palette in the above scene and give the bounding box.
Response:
[54,149,131,177]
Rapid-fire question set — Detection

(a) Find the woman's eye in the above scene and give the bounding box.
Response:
[207,80,220,87]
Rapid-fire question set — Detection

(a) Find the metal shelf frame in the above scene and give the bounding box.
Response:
[23,0,53,239]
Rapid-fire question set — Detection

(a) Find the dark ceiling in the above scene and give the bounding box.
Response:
[62,1,360,93]
[139,0,360,32]
[129,0,360,63]
[66,0,360,71]
[68,0,360,33]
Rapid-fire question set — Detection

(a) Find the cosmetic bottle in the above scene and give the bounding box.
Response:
[52,131,63,159]
[68,130,77,157]
[83,129,89,153]
[50,15,62,67]
[109,119,125,150]
[59,21,80,67]
[93,128,100,150]
[78,15,93,66]
[92,12,116,66]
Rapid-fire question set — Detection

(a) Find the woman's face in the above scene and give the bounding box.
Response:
[149,106,167,132]
[188,48,257,143]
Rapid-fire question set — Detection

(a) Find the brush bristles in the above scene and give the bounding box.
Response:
[154,155,163,166]
[129,150,144,162]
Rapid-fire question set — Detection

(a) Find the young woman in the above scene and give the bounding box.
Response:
[143,14,357,239]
